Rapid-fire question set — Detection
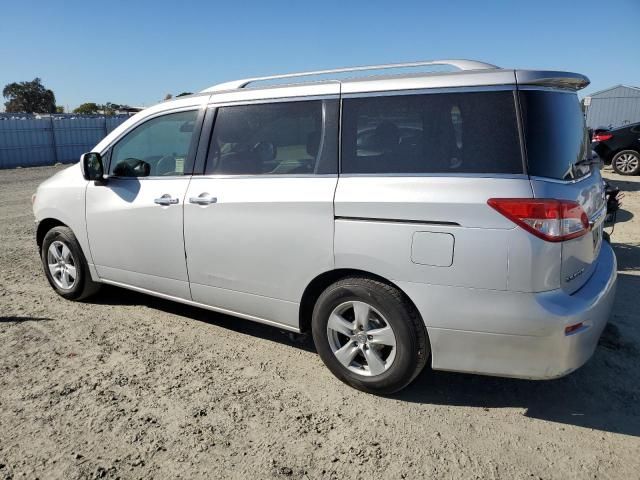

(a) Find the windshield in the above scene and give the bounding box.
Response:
[519,90,590,180]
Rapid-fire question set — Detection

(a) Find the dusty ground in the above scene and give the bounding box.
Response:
[0,165,639,480]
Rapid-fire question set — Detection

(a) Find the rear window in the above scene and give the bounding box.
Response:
[341,90,523,175]
[519,90,590,180]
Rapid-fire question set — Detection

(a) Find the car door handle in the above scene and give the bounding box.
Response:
[189,193,217,205]
[154,194,179,206]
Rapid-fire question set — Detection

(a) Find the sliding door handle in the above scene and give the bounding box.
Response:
[189,193,217,205]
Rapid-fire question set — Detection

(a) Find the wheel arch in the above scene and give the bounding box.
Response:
[613,148,640,157]
[298,268,425,335]
[36,218,68,248]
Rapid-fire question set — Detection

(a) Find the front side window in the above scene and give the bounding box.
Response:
[341,91,523,175]
[109,110,198,177]
[205,100,335,175]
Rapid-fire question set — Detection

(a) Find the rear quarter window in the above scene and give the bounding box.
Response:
[519,90,589,180]
[341,90,523,175]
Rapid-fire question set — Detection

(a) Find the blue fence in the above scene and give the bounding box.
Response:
[0,114,130,169]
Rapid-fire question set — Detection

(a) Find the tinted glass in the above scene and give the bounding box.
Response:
[341,91,523,174]
[520,90,589,180]
[110,110,198,177]
[206,100,337,175]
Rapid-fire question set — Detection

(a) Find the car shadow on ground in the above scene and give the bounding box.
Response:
[605,176,640,193]
[86,242,640,437]
[397,315,640,437]
[611,241,640,272]
[0,316,53,323]
[399,242,640,438]
[610,208,634,224]
[88,286,317,353]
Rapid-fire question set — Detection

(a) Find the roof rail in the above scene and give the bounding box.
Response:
[201,59,499,93]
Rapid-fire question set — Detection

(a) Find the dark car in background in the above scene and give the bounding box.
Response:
[592,122,640,175]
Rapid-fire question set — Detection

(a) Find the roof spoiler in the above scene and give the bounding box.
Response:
[515,70,590,91]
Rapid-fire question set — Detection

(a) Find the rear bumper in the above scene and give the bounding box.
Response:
[399,242,617,379]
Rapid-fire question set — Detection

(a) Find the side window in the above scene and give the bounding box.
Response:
[341,91,523,175]
[205,100,336,175]
[110,110,198,177]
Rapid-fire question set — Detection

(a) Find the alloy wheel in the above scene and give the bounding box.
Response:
[615,152,639,174]
[326,300,397,377]
[47,240,77,290]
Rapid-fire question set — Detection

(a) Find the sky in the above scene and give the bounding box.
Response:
[1,0,639,112]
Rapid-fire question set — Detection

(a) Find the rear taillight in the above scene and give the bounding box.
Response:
[592,133,613,142]
[487,198,590,242]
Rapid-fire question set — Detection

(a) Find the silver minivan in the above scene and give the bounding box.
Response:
[33,60,617,393]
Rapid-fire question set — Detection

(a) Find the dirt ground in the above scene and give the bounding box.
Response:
[0,165,639,480]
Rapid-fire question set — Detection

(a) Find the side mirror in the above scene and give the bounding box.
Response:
[80,152,105,181]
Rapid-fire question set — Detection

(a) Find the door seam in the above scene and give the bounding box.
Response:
[182,175,194,300]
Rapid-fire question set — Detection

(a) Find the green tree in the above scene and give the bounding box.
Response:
[55,106,65,113]
[2,78,56,113]
[103,102,121,115]
[176,92,193,97]
[73,102,100,114]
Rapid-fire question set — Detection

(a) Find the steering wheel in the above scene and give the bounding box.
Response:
[156,153,177,176]
[113,158,151,177]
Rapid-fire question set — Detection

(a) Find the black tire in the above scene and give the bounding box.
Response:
[311,277,429,394]
[41,226,100,301]
[611,150,640,176]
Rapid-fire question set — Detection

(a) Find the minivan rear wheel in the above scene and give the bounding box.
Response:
[612,150,640,175]
[311,277,429,394]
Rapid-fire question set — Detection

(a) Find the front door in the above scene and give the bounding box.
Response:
[86,109,201,299]
[184,97,340,328]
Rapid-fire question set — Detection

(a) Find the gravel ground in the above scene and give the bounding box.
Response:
[1,165,639,480]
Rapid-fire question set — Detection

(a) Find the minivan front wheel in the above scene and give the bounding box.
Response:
[612,150,640,175]
[41,226,100,301]
[311,277,429,394]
